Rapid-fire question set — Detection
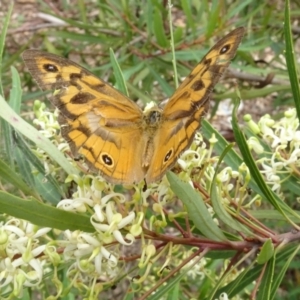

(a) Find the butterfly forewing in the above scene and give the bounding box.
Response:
[163,27,245,118]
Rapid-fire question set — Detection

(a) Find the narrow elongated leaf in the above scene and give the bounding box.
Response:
[109,48,129,96]
[126,81,153,104]
[148,273,185,300]
[213,85,291,101]
[13,132,64,201]
[226,0,254,20]
[146,63,174,96]
[9,67,22,112]
[1,24,19,167]
[0,191,94,232]
[211,144,252,235]
[271,245,300,299]
[215,245,297,298]
[14,145,35,189]
[206,0,220,36]
[284,0,300,120]
[180,0,196,34]
[153,7,168,47]
[0,95,79,177]
[0,158,38,198]
[257,255,275,300]
[0,3,13,95]
[167,171,227,241]
[34,173,62,204]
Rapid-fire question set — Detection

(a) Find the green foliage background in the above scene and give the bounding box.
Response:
[0,0,300,299]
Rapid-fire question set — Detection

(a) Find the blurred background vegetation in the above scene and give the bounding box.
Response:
[0,0,300,299]
[2,0,293,121]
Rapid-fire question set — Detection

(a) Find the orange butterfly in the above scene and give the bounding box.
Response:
[23,27,244,184]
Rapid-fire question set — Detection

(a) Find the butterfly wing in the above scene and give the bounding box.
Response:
[23,50,146,184]
[146,27,245,183]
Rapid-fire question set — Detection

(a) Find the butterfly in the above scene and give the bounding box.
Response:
[23,27,244,185]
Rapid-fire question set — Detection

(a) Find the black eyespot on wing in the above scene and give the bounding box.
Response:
[164,149,173,163]
[101,153,114,167]
[220,44,231,54]
[44,63,58,73]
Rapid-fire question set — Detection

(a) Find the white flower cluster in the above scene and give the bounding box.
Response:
[2,98,269,298]
[0,176,143,298]
[56,176,143,284]
[0,219,51,296]
[245,108,300,192]
[32,100,60,139]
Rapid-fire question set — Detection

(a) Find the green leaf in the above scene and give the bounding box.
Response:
[180,0,196,34]
[0,191,94,232]
[250,209,300,222]
[109,48,129,96]
[1,112,14,168]
[34,173,62,204]
[271,245,300,299]
[167,171,227,241]
[0,95,79,178]
[226,0,255,21]
[214,85,292,101]
[9,67,22,114]
[126,81,153,105]
[173,26,184,44]
[1,9,16,168]
[13,132,64,202]
[0,158,38,198]
[257,255,275,300]
[147,276,183,300]
[211,144,252,235]
[146,63,174,96]
[215,245,297,298]
[257,239,274,264]
[0,3,13,95]
[153,7,168,47]
[284,0,300,120]
[14,144,36,190]
[206,0,220,36]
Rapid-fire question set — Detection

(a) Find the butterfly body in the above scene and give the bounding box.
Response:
[23,27,244,185]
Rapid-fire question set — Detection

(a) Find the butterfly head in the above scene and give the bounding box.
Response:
[143,105,163,130]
